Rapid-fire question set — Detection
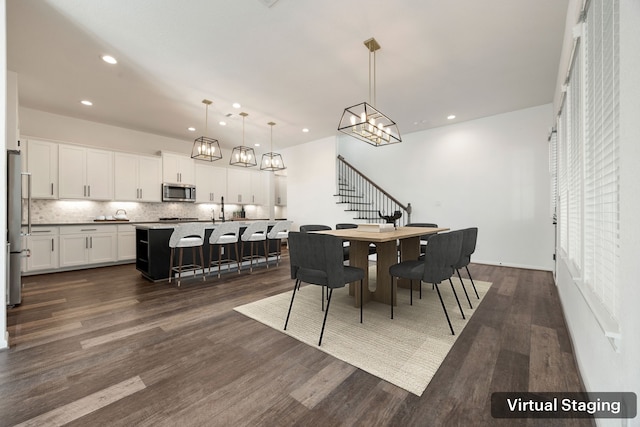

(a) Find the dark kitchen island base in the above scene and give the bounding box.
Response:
[135,223,282,282]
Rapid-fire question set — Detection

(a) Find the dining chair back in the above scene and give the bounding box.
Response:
[406,222,439,255]
[453,227,479,299]
[168,222,206,287]
[208,221,241,278]
[285,231,365,346]
[299,224,332,233]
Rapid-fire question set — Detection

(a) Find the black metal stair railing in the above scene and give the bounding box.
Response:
[335,155,412,226]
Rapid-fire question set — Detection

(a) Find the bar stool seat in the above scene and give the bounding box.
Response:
[241,221,268,272]
[267,220,292,266]
[208,221,241,278]
[168,223,206,287]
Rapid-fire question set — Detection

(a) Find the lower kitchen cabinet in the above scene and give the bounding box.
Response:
[117,224,137,261]
[59,225,117,268]
[24,226,59,272]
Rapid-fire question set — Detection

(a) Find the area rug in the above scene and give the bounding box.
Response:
[234,277,491,396]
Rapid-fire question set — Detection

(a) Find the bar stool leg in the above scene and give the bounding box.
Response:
[177,248,184,287]
[199,246,206,281]
[264,239,269,269]
[169,248,174,283]
[234,242,240,273]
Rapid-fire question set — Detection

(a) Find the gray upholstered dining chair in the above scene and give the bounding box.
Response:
[388,230,465,335]
[241,221,269,272]
[284,231,365,346]
[208,221,241,278]
[266,220,292,266]
[168,222,206,287]
[406,222,438,256]
[453,227,479,302]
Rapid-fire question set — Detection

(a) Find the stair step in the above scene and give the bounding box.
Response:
[336,202,371,205]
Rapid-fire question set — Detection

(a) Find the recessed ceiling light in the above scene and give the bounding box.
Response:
[187,127,196,132]
[232,103,241,109]
[254,143,260,147]
[447,115,456,120]
[101,55,117,65]
[219,121,227,126]
[302,128,309,133]
[81,100,93,106]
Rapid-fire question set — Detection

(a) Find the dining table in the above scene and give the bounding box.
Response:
[314,226,449,307]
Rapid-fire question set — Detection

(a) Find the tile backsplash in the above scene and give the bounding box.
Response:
[24,199,285,224]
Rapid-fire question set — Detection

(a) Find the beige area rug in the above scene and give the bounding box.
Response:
[234,276,491,396]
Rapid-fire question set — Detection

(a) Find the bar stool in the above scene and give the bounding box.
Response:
[241,221,268,272]
[208,221,241,278]
[168,223,206,287]
[266,220,292,266]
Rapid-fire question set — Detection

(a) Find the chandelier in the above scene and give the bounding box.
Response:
[230,112,257,167]
[191,99,222,161]
[338,37,401,146]
[260,122,286,171]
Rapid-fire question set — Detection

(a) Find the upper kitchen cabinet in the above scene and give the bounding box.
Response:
[26,138,58,199]
[226,168,251,204]
[275,175,287,206]
[58,144,113,200]
[250,171,267,205]
[114,153,162,202]
[195,163,227,203]
[6,71,20,151]
[162,152,195,185]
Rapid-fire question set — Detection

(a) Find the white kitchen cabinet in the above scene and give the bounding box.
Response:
[226,168,252,204]
[24,227,59,272]
[195,163,227,203]
[275,175,287,206]
[249,171,267,205]
[114,153,162,202]
[6,71,20,151]
[59,225,117,267]
[26,138,58,199]
[58,144,113,200]
[117,224,136,261]
[162,152,195,185]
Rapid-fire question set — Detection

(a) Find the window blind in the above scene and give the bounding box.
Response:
[583,0,620,325]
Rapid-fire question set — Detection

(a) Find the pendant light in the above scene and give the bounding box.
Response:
[230,112,257,167]
[337,37,402,146]
[260,122,286,171]
[191,99,222,161]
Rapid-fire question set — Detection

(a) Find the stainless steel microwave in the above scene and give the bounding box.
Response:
[162,183,196,202]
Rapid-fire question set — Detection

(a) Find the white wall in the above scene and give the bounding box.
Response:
[2,0,9,349]
[339,104,554,271]
[554,1,640,424]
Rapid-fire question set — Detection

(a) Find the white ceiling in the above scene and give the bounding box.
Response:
[7,0,569,151]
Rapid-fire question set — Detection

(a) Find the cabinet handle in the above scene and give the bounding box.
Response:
[51,238,54,252]
[238,194,241,203]
[83,185,87,197]
[51,183,54,196]
[90,236,93,249]
[81,228,97,231]
[140,188,143,199]
[88,185,91,197]
[85,237,88,249]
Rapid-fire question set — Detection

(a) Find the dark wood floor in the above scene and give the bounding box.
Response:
[1,257,593,426]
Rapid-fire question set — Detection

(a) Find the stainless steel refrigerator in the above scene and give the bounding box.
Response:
[6,150,31,306]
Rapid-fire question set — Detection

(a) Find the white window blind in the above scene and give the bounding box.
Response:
[583,0,620,328]
[567,43,583,273]
[557,110,568,254]
[548,129,557,219]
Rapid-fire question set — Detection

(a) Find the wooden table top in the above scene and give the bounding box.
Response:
[313,226,450,243]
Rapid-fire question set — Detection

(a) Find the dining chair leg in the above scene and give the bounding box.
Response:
[410,280,413,305]
[434,283,455,335]
[465,266,480,299]
[284,279,300,330]
[448,278,466,319]
[318,288,333,346]
[321,286,325,311]
[390,276,395,319]
[456,269,473,309]
[359,279,363,323]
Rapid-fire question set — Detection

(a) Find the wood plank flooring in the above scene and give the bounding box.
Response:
[1,258,594,426]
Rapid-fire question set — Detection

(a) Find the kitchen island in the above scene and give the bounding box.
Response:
[135,221,282,281]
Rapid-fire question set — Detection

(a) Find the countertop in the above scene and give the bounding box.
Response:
[24,219,284,228]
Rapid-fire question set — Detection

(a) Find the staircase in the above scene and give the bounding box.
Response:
[335,155,412,226]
